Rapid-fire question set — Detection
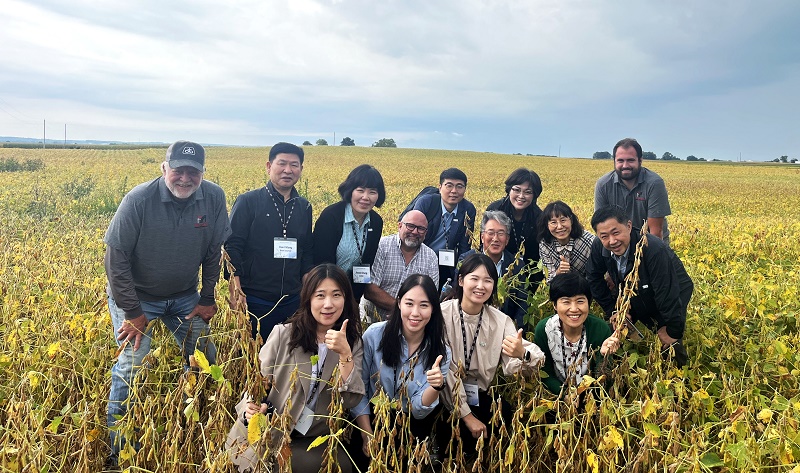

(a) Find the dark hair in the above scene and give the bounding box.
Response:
[612,138,642,160]
[287,264,361,353]
[269,142,305,163]
[379,274,447,371]
[454,253,499,306]
[537,200,585,244]
[503,168,542,200]
[590,206,630,231]
[337,164,386,208]
[549,272,593,305]
[439,168,468,186]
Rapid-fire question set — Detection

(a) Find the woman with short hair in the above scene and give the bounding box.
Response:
[537,200,596,284]
[313,164,385,300]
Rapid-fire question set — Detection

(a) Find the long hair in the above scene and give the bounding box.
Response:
[287,264,361,353]
[537,200,585,244]
[454,253,499,306]
[379,274,447,371]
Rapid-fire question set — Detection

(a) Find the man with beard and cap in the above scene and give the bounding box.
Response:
[363,210,439,321]
[594,138,672,244]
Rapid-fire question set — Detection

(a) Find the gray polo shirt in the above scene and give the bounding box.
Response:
[594,167,671,243]
[104,176,230,318]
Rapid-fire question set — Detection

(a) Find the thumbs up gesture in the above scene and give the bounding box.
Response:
[502,328,526,359]
[557,255,570,275]
[426,354,445,389]
[325,319,352,357]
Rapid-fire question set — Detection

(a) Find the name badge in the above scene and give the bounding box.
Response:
[352,265,371,284]
[294,405,315,435]
[439,249,456,267]
[464,383,480,406]
[274,238,298,259]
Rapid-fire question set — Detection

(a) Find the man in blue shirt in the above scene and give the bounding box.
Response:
[412,168,476,288]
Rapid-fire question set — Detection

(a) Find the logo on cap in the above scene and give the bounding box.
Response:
[182,146,196,155]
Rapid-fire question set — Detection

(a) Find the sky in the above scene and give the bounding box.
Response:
[1,0,799,160]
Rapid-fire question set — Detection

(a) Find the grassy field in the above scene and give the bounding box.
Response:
[0,146,799,472]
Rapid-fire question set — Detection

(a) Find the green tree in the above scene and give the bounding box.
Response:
[642,151,657,160]
[302,141,313,146]
[686,155,698,161]
[340,137,355,146]
[780,155,788,163]
[661,152,679,161]
[316,139,328,146]
[372,138,397,148]
[593,151,612,159]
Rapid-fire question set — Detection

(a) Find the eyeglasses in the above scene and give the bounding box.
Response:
[482,230,508,239]
[442,182,466,191]
[510,186,534,196]
[402,222,428,233]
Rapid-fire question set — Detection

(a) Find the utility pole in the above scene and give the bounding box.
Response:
[43,120,46,149]
[558,145,561,157]
[333,132,336,146]
[64,124,67,149]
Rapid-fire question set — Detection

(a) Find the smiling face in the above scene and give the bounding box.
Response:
[458,264,494,308]
[595,218,632,256]
[481,219,509,260]
[398,285,433,339]
[508,182,534,212]
[350,187,379,218]
[439,179,466,210]
[554,294,590,332]
[614,146,642,183]
[547,213,573,244]
[266,153,303,194]
[162,163,203,200]
[310,278,345,331]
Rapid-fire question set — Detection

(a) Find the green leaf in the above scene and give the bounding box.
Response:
[699,452,724,468]
[643,423,661,437]
[47,416,63,434]
[210,364,224,382]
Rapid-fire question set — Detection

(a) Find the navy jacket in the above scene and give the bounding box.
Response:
[486,196,544,284]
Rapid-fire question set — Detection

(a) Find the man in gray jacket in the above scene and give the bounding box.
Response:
[104,141,230,462]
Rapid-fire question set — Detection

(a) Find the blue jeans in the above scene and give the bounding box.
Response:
[246,293,300,344]
[107,293,216,455]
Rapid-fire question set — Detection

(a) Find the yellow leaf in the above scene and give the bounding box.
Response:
[757,408,773,423]
[27,371,41,389]
[641,398,658,420]
[599,426,623,451]
[47,341,60,358]
[504,444,514,466]
[193,350,211,373]
[118,444,136,461]
[247,413,264,444]
[586,450,599,473]
[308,434,329,450]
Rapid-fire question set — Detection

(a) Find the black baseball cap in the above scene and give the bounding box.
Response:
[166,141,205,171]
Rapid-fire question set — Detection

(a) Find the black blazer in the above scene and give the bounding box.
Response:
[486,196,544,284]
[312,200,383,300]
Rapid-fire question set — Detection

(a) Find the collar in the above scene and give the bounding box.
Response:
[441,200,458,217]
[266,180,299,202]
[344,203,371,227]
[158,177,203,203]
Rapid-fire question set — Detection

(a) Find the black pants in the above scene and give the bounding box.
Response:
[438,390,513,457]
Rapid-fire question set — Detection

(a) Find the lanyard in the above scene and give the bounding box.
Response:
[458,304,484,372]
[350,220,368,263]
[442,212,452,250]
[392,343,422,398]
[559,323,586,383]
[306,350,328,406]
[267,187,296,238]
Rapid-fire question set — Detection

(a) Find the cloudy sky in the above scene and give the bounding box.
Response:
[2,0,798,160]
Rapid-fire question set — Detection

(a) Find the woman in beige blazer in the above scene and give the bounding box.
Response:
[227,264,365,472]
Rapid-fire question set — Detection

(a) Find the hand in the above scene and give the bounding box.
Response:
[117,313,147,351]
[656,327,678,348]
[185,303,217,323]
[557,255,570,275]
[462,413,487,439]
[426,355,444,389]
[600,336,621,356]
[360,431,371,458]
[325,319,353,357]
[502,329,526,359]
[244,401,264,421]
[229,287,247,311]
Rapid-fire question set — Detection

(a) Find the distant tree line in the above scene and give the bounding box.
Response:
[592,150,711,161]
[301,137,397,148]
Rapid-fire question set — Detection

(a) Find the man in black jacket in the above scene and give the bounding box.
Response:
[225,142,314,343]
[586,206,693,366]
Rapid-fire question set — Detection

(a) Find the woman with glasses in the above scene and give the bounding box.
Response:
[537,201,596,284]
[486,168,544,284]
[313,164,385,300]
